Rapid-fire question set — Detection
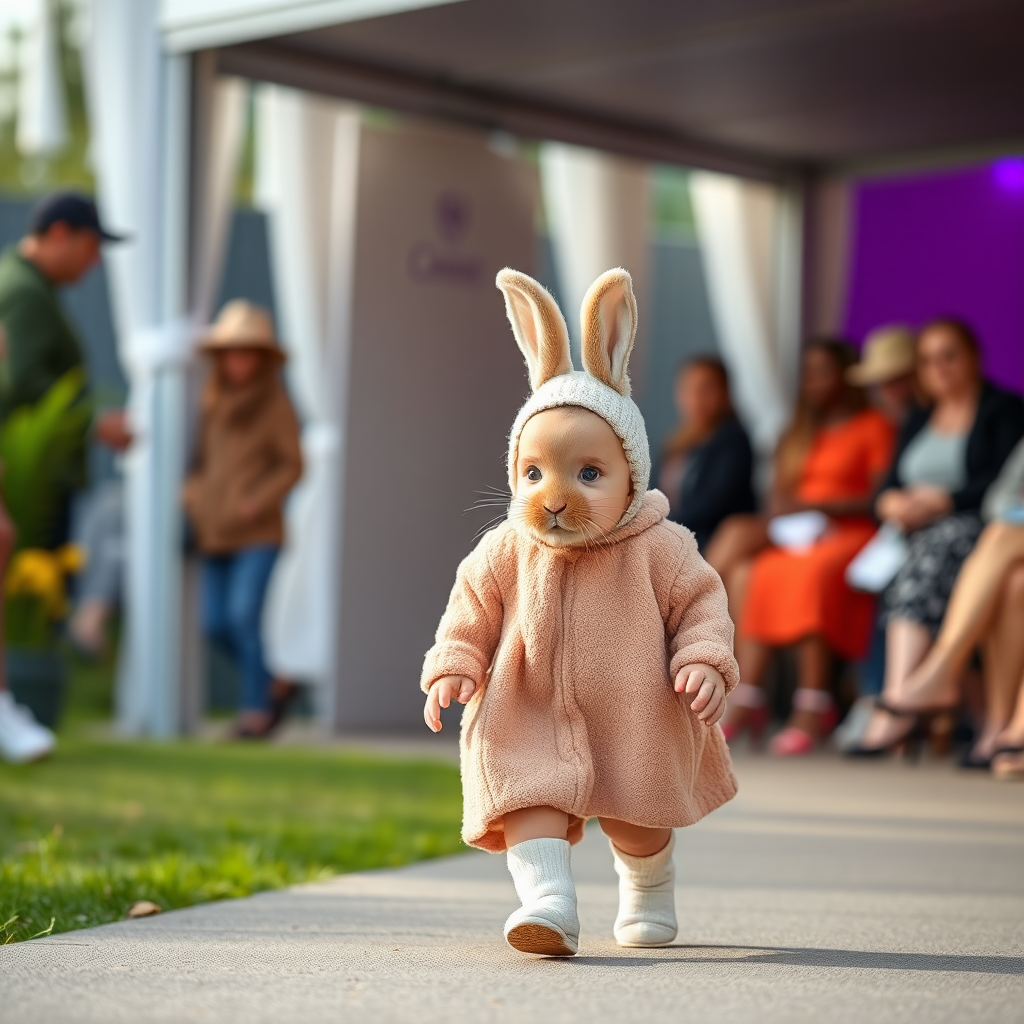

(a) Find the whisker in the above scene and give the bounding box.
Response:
[463,500,511,513]
[579,523,594,555]
[579,518,602,552]
[472,519,506,536]
[472,513,510,541]
[474,509,505,521]
[579,515,612,547]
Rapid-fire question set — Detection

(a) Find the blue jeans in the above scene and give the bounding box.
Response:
[201,545,280,713]
[857,615,886,697]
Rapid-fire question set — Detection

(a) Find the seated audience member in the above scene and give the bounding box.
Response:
[852,319,1024,756]
[834,325,919,747]
[657,356,755,550]
[865,437,1024,769]
[847,324,918,429]
[713,340,894,756]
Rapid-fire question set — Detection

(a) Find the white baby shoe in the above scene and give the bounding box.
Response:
[611,832,678,947]
[504,837,579,956]
[0,691,56,764]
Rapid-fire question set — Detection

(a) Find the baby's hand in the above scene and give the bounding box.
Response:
[424,675,478,733]
[674,664,727,726]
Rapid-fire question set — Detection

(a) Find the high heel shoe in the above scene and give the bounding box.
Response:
[844,698,951,759]
[769,689,838,757]
[959,748,993,770]
[721,683,768,746]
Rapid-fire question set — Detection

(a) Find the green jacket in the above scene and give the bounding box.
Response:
[0,245,89,488]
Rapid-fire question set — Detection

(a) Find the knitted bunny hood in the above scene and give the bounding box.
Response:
[497,267,652,528]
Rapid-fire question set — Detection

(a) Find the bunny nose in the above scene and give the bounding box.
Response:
[544,503,567,516]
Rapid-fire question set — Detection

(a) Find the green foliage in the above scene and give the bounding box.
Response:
[0,736,465,943]
[0,367,90,550]
[233,89,256,207]
[0,2,95,198]
[653,165,697,238]
[62,634,118,723]
[4,590,54,649]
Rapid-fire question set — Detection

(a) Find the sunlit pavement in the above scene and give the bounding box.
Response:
[3,750,1022,1023]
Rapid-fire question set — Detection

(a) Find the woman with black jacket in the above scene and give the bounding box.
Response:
[657,357,755,551]
[852,319,1024,756]
[878,382,1024,514]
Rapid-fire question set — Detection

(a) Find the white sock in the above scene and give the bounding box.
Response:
[611,832,678,947]
[504,837,579,956]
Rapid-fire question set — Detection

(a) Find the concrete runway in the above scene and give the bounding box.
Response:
[3,751,1023,1023]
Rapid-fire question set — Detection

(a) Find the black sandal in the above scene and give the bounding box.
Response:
[959,748,993,770]
[992,743,1024,758]
[845,699,953,759]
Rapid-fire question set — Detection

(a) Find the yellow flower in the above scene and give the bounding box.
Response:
[56,544,86,573]
[4,547,81,619]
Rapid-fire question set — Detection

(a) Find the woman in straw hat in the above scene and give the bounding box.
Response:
[846,324,918,427]
[833,325,919,744]
[183,300,303,738]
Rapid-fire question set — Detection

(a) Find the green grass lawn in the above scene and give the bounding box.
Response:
[1,648,464,944]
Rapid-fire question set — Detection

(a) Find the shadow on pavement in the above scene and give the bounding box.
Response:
[566,946,1024,974]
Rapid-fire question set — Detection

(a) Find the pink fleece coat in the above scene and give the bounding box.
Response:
[421,490,740,852]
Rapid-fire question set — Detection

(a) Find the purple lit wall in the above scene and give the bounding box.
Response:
[844,158,1024,393]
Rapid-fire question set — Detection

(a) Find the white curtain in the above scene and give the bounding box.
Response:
[256,87,360,718]
[85,0,244,733]
[16,0,67,157]
[539,143,652,397]
[190,56,248,327]
[690,172,802,464]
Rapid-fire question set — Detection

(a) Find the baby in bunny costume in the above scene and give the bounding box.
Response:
[421,267,739,956]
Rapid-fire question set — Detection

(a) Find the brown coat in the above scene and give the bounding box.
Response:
[183,369,303,554]
[421,490,739,853]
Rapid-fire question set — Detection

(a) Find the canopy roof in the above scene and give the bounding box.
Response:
[165,0,1024,178]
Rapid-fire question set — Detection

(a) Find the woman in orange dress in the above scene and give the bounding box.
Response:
[713,340,894,756]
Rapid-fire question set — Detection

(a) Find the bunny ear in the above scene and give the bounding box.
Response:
[580,268,637,396]
[496,268,573,392]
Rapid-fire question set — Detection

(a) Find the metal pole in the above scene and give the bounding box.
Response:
[147,50,191,736]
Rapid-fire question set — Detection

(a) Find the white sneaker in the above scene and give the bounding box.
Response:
[504,838,579,956]
[611,832,678,947]
[0,691,56,764]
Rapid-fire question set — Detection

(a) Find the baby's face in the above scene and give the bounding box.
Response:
[515,407,633,547]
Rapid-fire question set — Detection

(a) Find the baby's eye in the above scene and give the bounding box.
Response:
[579,466,600,483]
[525,466,542,482]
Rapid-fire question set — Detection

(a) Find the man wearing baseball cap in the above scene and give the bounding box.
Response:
[0,192,128,764]
[0,192,125,417]
[0,192,131,508]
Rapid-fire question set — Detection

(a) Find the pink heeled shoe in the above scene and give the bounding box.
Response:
[721,683,768,746]
[769,726,815,756]
[769,689,837,757]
